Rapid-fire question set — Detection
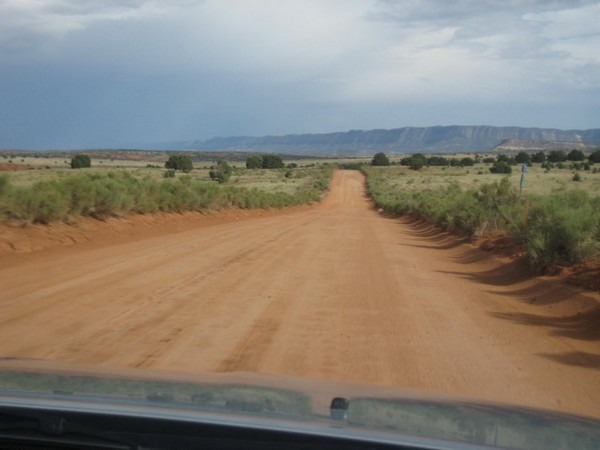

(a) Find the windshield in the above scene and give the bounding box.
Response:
[0,1,599,449]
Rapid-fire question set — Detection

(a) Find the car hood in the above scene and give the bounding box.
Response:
[0,358,598,450]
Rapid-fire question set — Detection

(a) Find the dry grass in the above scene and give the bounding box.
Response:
[374,163,600,196]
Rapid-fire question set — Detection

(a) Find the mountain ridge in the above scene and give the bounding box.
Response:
[182,125,600,155]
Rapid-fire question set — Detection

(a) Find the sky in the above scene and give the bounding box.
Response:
[0,0,599,149]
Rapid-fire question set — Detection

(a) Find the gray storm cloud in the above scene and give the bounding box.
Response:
[0,0,598,149]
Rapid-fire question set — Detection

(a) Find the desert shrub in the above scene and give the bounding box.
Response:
[523,191,600,272]
[70,154,91,169]
[261,154,284,169]
[489,161,512,174]
[589,150,600,164]
[496,155,517,165]
[515,152,531,164]
[133,178,160,214]
[547,150,567,163]
[311,165,334,192]
[531,151,546,163]
[399,154,427,170]
[337,162,364,170]
[0,165,333,225]
[246,155,263,169]
[165,154,193,172]
[89,172,142,217]
[427,156,449,166]
[402,154,427,170]
[371,152,390,166]
[209,160,233,183]
[567,149,585,161]
[541,162,554,170]
[163,169,176,178]
[363,168,599,271]
[62,175,97,216]
[572,172,582,182]
[5,180,70,224]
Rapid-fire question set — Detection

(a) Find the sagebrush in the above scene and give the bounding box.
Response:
[364,167,600,272]
[0,166,333,225]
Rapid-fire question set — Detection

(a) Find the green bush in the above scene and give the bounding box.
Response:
[567,149,585,161]
[70,154,91,169]
[4,180,70,224]
[496,155,517,165]
[371,152,390,166]
[427,156,449,166]
[209,160,233,183]
[337,162,364,170]
[523,191,600,272]
[400,154,427,170]
[547,150,567,163]
[489,161,512,174]
[246,155,263,169]
[165,154,193,172]
[261,154,284,169]
[531,151,546,163]
[515,152,531,164]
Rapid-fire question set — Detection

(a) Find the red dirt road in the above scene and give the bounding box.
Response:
[1,170,599,417]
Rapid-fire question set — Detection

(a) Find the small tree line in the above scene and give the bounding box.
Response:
[369,149,600,174]
[245,154,285,169]
[371,152,477,170]
[162,154,290,183]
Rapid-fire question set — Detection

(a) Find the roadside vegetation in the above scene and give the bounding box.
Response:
[0,162,333,226]
[3,147,599,273]
[363,151,600,273]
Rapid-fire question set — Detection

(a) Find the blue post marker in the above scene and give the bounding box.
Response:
[519,163,528,196]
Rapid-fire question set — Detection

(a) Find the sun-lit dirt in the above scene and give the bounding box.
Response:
[1,170,599,418]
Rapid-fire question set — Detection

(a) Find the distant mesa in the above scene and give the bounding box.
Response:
[492,139,598,152]
[181,126,600,155]
[3,125,600,156]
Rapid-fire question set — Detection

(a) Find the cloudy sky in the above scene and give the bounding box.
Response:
[1,0,599,149]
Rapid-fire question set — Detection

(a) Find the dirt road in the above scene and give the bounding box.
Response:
[1,170,599,417]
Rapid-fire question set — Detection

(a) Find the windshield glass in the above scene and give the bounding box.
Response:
[0,1,599,448]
